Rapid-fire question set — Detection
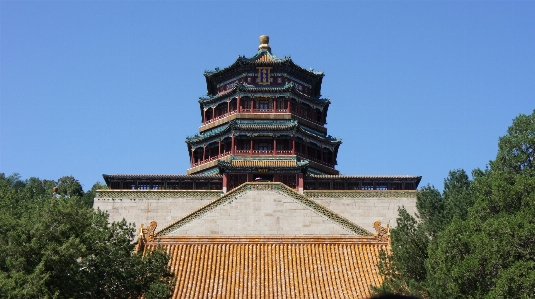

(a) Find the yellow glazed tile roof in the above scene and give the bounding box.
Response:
[145,236,385,299]
[256,54,273,62]
[231,160,297,168]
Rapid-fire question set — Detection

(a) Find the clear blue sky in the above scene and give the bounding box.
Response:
[1,1,534,191]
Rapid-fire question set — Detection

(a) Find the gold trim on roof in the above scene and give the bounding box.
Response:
[256,54,273,62]
[231,160,297,167]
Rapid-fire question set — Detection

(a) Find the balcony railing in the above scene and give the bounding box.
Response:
[203,110,324,126]
[190,150,334,169]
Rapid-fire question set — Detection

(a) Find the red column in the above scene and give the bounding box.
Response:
[227,101,230,114]
[292,137,295,155]
[247,173,253,182]
[273,138,277,155]
[298,173,304,193]
[203,109,206,125]
[212,107,215,119]
[237,96,241,113]
[231,135,235,155]
[222,173,228,193]
[218,140,221,156]
[287,98,291,113]
[190,150,194,167]
[250,139,253,155]
[203,146,206,162]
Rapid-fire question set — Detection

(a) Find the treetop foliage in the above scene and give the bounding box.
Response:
[374,110,535,299]
[0,174,174,299]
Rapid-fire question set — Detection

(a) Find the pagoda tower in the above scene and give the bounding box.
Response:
[186,36,342,192]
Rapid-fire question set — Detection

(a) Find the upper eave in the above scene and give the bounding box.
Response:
[204,50,324,79]
[203,50,325,95]
[199,82,330,109]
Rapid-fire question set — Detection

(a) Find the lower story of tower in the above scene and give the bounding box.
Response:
[188,136,339,175]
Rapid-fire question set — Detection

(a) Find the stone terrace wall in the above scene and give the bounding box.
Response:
[94,190,221,230]
[305,190,418,233]
[95,189,418,236]
[167,190,354,236]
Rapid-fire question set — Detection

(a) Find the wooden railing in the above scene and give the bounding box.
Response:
[203,110,324,126]
[191,150,334,168]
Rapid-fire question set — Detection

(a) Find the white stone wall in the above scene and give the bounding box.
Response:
[313,197,417,233]
[168,190,353,236]
[94,197,215,230]
[95,190,417,236]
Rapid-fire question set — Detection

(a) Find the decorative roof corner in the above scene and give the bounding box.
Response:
[135,221,157,253]
[374,221,391,243]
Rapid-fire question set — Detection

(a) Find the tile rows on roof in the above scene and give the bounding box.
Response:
[256,53,274,62]
[145,236,384,299]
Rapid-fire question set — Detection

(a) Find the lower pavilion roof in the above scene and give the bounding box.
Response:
[102,174,222,187]
[217,156,309,173]
[144,236,386,299]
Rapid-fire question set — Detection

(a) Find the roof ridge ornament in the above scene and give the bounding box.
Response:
[258,35,271,53]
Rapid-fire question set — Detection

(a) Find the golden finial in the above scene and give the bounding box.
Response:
[258,35,271,53]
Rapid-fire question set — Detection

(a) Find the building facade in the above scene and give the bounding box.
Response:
[95,36,421,298]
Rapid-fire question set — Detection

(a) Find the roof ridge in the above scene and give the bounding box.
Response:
[155,182,373,236]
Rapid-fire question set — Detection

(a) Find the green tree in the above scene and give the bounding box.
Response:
[427,110,535,298]
[374,110,535,298]
[56,175,84,197]
[0,174,174,299]
[81,181,107,208]
[373,171,472,298]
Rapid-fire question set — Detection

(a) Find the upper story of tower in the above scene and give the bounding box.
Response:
[186,36,342,176]
[197,36,332,134]
[204,35,325,98]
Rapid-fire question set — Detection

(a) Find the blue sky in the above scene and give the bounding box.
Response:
[1,1,534,191]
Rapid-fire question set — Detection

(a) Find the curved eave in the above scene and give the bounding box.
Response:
[199,82,329,108]
[186,121,341,146]
[298,126,342,143]
[204,51,324,95]
[186,120,300,144]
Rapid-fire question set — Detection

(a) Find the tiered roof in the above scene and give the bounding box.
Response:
[186,119,340,146]
[199,82,330,109]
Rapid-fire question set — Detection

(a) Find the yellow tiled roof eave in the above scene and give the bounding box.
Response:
[146,236,386,299]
